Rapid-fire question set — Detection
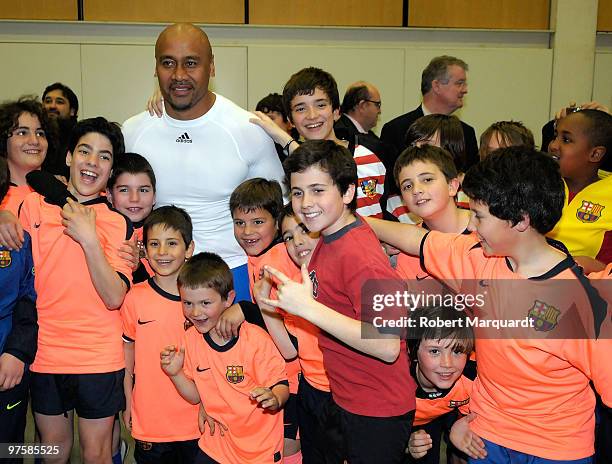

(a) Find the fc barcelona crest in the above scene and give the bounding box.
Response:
[576,200,604,223]
[309,270,319,298]
[360,179,378,199]
[528,300,560,332]
[226,365,244,384]
[0,250,11,268]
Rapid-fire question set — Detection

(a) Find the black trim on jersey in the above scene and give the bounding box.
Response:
[527,255,574,280]
[81,196,111,206]
[122,334,135,343]
[132,261,151,284]
[568,263,608,338]
[9,181,17,187]
[251,234,283,258]
[118,272,131,291]
[546,237,570,255]
[132,220,144,230]
[148,277,181,301]
[269,379,290,390]
[419,231,430,273]
[204,326,240,352]
[323,216,362,244]
[462,359,477,381]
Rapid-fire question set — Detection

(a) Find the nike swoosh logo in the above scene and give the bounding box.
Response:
[137,319,156,325]
[416,275,428,281]
[7,400,22,410]
[196,366,211,372]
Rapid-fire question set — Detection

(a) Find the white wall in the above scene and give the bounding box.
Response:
[0,21,607,149]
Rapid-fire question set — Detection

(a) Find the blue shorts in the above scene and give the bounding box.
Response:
[231,263,251,303]
[469,438,593,464]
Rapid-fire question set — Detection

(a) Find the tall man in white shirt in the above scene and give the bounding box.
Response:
[123,23,283,301]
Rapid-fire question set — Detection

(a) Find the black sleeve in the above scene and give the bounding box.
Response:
[4,297,38,364]
[239,300,267,331]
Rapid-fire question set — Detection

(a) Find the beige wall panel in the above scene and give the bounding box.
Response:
[246,46,406,134]
[400,49,552,148]
[598,0,612,31]
[83,0,244,23]
[249,0,402,26]
[593,52,612,108]
[0,0,77,20]
[80,44,247,124]
[408,0,549,30]
[0,43,81,103]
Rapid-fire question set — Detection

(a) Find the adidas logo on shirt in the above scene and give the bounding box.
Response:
[176,132,192,143]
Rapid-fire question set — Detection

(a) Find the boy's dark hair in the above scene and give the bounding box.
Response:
[67,117,124,166]
[340,84,369,114]
[578,109,612,171]
[42,82,79,119]
[278,202,297,230]
[421,56,468,95]
[143,205,193,248]
[229,178,283,220]
[283,139,357,212]
[178,252,234,299]
[479,121,535,160]
[256,93,289,122]
[408,305,474,357]
[462,146,564,234]
[393,145,459,188]
[0,157,9,203]
[107,152,156,191]
[406,114,467,171]
[282,67,340,120]
[0,97,57,160]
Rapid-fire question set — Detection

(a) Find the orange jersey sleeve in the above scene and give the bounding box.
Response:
[0,184,33,216]
[184,323,286,463]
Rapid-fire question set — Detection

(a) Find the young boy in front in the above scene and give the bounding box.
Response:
[161,252,289,464]
[364,146,611,463]
[121,206,201,463]
[0,156,38,461]
[18,117,132,463]
[262,140,416,464]
[229,178,302,462]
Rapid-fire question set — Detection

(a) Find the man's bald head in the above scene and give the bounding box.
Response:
[340,81,381,132]
[155,23,212,59]
[154,23,216,120]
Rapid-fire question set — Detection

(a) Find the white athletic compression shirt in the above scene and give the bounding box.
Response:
[123,94,284,268]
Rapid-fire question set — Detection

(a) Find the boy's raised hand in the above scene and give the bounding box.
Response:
[118,235,140,271]
[198,403,228,436]
[0,353,25,391]
[407,429,433,459]
[0,210,24,250]
[160,345,185,377]
[250,387,281,411]
[449,413,487,459]
[214,303,245,340]
[249,111,293,147]
[261,264,313,318]
[61,198,98,247]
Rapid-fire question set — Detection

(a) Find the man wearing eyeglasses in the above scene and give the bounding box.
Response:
[381,55,478,170]
[335,81,382,142]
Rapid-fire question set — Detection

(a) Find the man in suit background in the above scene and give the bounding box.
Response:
[381,56,478,170]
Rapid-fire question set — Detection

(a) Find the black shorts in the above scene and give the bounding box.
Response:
[134,439,199,464]
[0,368,30,443]
[284,392,299,440]
[339,404,414,464]
[297,376,344,464]
[31,369,125,419]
